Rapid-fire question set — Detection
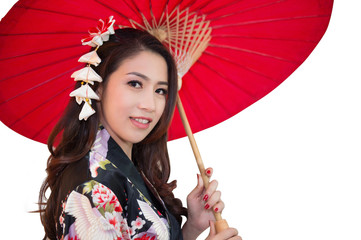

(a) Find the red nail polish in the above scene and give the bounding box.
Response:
[214,208,219,212]
[203,194,208,201]
[204,204,210,210]
[206,169,211,175]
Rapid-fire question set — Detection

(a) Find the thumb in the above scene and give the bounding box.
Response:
[188,174,204,199]
[207,220,216,238]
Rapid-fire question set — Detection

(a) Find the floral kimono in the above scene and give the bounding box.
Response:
[60,127,183,239]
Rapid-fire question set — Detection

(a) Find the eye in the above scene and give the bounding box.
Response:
[128,80,142,88]
[156,88,168,95]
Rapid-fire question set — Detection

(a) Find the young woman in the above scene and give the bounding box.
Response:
[38,26,241,240]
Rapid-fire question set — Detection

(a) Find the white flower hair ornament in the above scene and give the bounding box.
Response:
[69,16,116,121]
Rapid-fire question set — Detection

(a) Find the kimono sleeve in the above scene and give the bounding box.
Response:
[60,180,132,240]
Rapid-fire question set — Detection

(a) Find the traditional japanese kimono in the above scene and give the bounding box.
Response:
[59,127,183,239]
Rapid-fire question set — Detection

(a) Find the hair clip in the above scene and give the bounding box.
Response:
[69,16,115,121]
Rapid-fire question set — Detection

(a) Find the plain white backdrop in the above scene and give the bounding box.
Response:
[1,1,360,239]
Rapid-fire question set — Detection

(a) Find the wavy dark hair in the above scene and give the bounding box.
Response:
[38,28,187,239]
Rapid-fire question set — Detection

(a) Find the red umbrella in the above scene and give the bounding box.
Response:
[0,0,333,143]
[0,0,333,231]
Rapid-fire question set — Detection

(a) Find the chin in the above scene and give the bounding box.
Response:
[129,134,149,144]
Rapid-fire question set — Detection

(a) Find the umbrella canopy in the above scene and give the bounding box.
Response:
[0,0,333,144]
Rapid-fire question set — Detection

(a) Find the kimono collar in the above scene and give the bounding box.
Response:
[89,126,154,201]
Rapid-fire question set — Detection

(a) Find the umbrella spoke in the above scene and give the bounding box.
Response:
[208,43,298,64]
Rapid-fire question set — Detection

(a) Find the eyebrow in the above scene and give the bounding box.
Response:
[127,72,168,86]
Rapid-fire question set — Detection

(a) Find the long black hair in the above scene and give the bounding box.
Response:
[38,28,187,240]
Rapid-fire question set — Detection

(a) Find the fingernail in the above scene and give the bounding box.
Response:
[206,169,211,175]
[214,207,219,212]
[204,204,210,210]
[203,194,209,201]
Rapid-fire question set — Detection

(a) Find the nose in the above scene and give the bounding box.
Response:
[138,90,156,112]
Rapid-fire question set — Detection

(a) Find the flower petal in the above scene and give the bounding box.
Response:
[74,97,92,105]
[78,51,101,66]
[71,66,102,83]
[69,84,100,101]
[79,101,96,121]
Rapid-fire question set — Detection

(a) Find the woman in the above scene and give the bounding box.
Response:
[38,24,241,240]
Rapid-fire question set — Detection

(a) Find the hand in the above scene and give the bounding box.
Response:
[182,168,225,239]
[206,221,242,240]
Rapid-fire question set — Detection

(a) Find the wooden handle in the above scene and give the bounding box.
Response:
[215,219,229,233]
[177,94,228,232]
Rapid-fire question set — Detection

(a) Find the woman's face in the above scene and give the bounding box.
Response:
[98,50,168,150]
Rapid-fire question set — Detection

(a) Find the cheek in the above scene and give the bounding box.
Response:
[159,99,167,115]
[154,100,167,123]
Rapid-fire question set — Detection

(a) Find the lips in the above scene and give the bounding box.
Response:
[130,116,152,129]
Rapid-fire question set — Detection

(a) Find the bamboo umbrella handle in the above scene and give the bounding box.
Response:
[176,94,229,233]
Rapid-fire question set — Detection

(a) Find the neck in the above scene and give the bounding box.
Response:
[98,108,133,160]
[113,137,133,161]
[100,123,133,161]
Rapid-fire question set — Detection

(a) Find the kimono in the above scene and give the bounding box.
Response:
[59,127,183,240]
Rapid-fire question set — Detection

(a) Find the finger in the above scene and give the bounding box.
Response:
[187,174,204,200]
[205,167,213,178]
[229,236,243,240]
[204,191,221,210]
[207,220,216,238]
[203,179,218,202]
[212,200,225,213]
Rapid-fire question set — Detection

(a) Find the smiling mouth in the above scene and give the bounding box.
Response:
[130,117,152,124]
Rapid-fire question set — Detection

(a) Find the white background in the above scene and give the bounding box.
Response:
[1,1,360,239]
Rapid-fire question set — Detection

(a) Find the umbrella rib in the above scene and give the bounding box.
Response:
[195,58,257,99]
[0,54,81,83]
[0,32,84,36]
[203,50,279,83]
[212,14,331,29]
[94,0,137,21]
[14,5,97,21]
[206,0,286,21]
[211,34,319,43]
[180,72,208,128]
[9,83,74,128]
[129,0,146,19]
[0,66,79,106]
[0,44,81,61]
[185,0,214,11]
[187,68,233,118]
[208,43,299,64]
[32,111,63,140]
[180,0,197,10]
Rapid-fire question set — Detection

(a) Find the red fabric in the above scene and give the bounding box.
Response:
[0,0,333,144]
